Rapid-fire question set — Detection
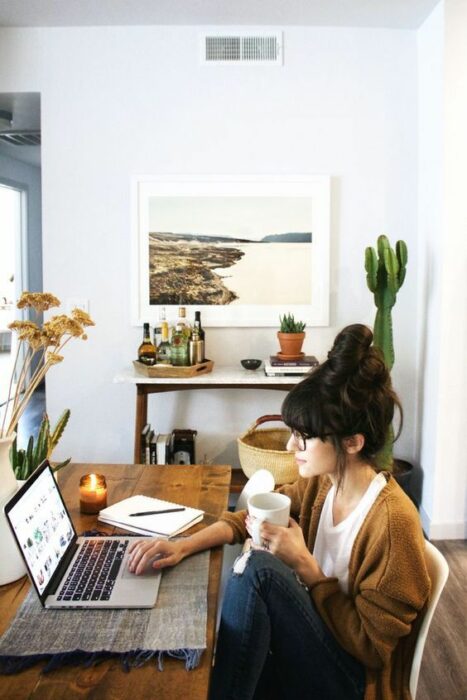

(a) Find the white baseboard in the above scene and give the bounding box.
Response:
[420,505,467,539]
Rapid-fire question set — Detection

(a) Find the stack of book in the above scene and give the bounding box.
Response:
[264,354,319,377]
[140,424,172,465]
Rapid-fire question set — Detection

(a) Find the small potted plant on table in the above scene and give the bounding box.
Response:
[277,313,306,358]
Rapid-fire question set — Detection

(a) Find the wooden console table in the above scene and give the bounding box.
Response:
[114,365,301,464]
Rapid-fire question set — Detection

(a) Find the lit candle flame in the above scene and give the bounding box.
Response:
[90,473,97,489]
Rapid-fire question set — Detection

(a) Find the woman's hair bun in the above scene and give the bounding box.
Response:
[282,322,402,472]
[327,324,374,373]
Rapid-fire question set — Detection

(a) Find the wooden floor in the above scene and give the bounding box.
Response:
[14,395,467,699]
[417,539,467,700]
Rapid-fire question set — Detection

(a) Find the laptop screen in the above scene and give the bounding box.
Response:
[7,466,75,594]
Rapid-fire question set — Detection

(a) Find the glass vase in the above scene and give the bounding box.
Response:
[0,433,27,585]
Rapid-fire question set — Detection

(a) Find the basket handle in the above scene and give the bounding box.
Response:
[242,415,289,438]
[252,414,287,430]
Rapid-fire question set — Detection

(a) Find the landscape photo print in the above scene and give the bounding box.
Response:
[133,176,330,327]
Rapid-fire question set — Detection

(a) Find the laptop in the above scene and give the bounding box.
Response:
[4,460,161,609]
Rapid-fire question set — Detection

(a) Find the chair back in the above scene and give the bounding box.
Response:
[409,540,449,698]
[235,468,275,512]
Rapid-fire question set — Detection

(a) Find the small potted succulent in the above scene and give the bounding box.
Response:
[277,313,306,357]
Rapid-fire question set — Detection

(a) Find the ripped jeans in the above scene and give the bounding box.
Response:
[209,550,365,700]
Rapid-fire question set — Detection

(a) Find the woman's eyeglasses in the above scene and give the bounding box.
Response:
[290,429,310,451]
[289,429,331,450]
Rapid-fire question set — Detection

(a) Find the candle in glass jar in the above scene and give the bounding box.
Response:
[79,473,107,514]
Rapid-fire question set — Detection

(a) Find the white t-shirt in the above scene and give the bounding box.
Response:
[313,472,387,594]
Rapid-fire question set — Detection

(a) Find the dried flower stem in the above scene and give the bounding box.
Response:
[1,340,22,437]
[11,343,35,415]
[6,336,71,436]
[7,358,53,433]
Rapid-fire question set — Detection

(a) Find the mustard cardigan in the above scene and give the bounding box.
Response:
[220,473,430,700]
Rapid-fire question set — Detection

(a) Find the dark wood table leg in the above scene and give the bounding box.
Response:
[134,385,148,462]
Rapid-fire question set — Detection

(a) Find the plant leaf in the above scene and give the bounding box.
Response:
[33,415,49,466]
[49,409,71,453]
[365,246,378,291]
[52,457,71,473]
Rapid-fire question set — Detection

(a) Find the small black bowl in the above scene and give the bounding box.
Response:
[241,358,262,371]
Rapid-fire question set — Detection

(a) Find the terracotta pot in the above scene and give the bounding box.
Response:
[277,331,305,358]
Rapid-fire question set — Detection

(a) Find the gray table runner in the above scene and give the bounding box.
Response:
[0,549,210,674]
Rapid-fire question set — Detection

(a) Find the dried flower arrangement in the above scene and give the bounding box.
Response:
[0,292,95,439]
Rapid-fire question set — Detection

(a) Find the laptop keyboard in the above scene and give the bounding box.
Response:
[57,539,129,602]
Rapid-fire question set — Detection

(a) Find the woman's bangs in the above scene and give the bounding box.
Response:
[281,385,324,438]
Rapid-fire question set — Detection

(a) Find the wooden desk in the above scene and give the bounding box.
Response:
[0,463,231,700]
[114,365,300,463]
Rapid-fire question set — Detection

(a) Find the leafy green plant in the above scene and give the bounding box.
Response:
[279,313,306,334]
[9,409,71,480]
[365,234,408,469]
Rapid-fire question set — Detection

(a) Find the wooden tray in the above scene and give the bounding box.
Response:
[133,359,214,378]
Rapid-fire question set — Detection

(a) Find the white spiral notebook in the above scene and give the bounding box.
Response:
[98,495,204,537]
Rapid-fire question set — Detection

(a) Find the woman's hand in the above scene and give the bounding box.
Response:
[248,517,324,585]
[257,518,308,567]
[127,537,186,575]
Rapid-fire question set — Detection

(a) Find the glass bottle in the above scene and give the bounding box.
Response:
[189,311,205,364]
[138,323,156,365]
[194,311,204,337]
[194,310,205,358]
[153,307,166,348]
[156,321,171,364]
[172,305,192,342]
[170,322,189,366]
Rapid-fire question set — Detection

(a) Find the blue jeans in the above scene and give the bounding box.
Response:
[210,551,366,700]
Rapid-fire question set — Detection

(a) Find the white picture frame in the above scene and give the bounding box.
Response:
[131,174,330,327]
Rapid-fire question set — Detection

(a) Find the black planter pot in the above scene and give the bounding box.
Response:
[393,458,420,509]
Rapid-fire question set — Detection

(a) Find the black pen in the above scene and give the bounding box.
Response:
[129,507,186,517]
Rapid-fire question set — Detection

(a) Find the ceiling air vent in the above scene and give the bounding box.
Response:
[0,130,41,146]
[203,32,283,65]
[0,109,40,145]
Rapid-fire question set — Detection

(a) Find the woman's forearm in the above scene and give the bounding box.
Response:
[178,520,235,558]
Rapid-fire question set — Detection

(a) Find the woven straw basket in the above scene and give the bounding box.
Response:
[237,414,299,484]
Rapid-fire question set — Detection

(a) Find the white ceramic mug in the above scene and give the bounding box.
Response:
[247,492,291,546]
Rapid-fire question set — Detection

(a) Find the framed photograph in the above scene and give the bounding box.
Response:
[132,175,330,327]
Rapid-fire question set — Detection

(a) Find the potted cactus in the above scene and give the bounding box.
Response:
[277,313,306,358]
[365,234,409,473]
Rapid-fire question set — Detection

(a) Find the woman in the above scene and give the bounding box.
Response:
[128,324,430,700]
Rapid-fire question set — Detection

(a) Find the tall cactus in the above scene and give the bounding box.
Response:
[365,235,408,371]
[365,235,407,469]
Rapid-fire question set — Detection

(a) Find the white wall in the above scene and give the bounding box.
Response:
[435,0,467,539]
[421,0,467,539]
[0,26,420,477]
[417,0,467,539]
[417,4,444,532]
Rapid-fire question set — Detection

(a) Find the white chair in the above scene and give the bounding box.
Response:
[217,469,275,630]
[409,540,449,699]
